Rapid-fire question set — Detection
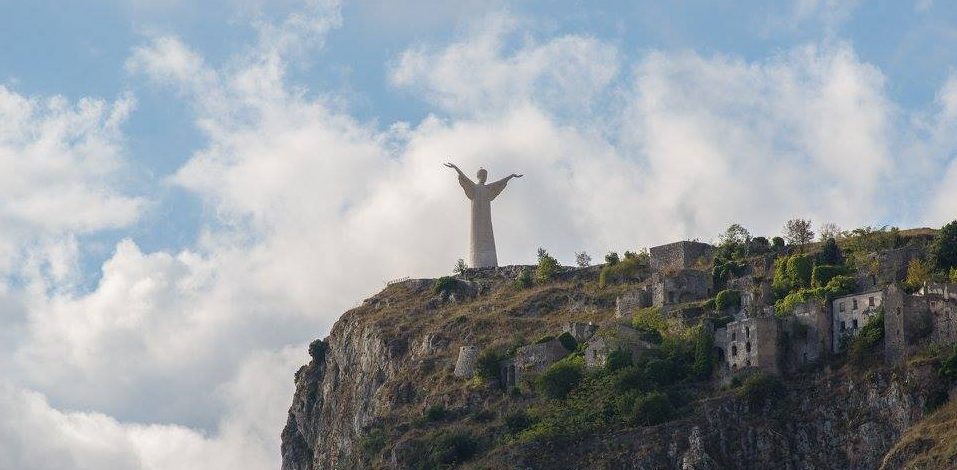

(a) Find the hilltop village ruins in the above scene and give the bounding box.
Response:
[452,238,957,386]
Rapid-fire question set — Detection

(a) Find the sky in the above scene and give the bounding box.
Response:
[1,0,956,468]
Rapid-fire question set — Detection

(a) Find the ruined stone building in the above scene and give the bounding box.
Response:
[855,246,919,289]
[649,241,714,273]
[453,345,479,378]
[498,338,569,388]
[713,316,780,380]
[832,289,884,352]
[782,299,831,367]
[583,323,656,369]
[651,269,713,309]
[884,283,957,364]
[615,289,651,320]
[563,321,598,343]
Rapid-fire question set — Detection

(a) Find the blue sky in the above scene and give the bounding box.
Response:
[1,1,957,468]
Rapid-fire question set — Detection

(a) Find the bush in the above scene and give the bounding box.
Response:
[535,248,561,284]
[513,268,533,290]
[432,276,456,294]
[605,252,620,265]
[786,254,814,289]
[599,256,645,287]
[905,258,931,291]
[849,311,884,367]
[424,404,446,422]
[772,236,785,249]
[632,391,674,426]
[818,237,843,265]
[426,430,479,466]
[939,344,957,380]
[714,289,741,310]
[632,307,666,334]
[308,339,327,361]
[605,349,634,372]
[692,328,714,379]
[359,428,387,460]
[475,349,504,382]
[504,410,533,434]
[737,373,784,406]
[812,264,846,288]
[453,258,467,275]
[825,275,857,296]
[537,357,585,399]
[930,220,957,273]
[557,332,577,352]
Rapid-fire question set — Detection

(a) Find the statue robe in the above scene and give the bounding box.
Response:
[457,173,511,268]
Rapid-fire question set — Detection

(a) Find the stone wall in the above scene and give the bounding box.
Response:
[649,241,714,273]
[832,289,884,352]
[856,246,919,289]
[783,299,831,368]
[885,283,957,364]
[615,289,651,320]
[563,322,598,343]
[584,323,655,369]
[499,339,569,388]
[651,269,713,308]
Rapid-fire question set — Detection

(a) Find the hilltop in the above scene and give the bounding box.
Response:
[281,224,957,469]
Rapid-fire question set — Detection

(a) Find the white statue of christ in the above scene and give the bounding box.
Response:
[445,162,522,268]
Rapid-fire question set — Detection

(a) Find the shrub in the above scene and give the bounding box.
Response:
[453,258,467,275]
[308,339,327,361]
[849,311,884,367]
[575,251,592,268]
[691,328,714,378]
[632,307,666,334]
[475,349,504,382]
[535,248,561,284]
[432,276,456,295]
[750,236,770,254]
[786,254,813,289]
[599,256,645,287]
[818,237,843,265]
[772,255,791,298]
[537,357,585,399]
[513,268,533,290]
[426,430,479,466]
[938,344,957,380]
[632,391,674,426]
[504,410,532,434]
[812,264,846,288]
[605,349,634,372]
[605,252,620,265]
[772,236,785,249]
[950,267,957,284]
[424,404,446,422]
[825,275,856,296]
[737,372,784,406]
[702,298,717,310]
[905,258,931,291]
[557,332,577,352]
[359,428,387,459]
[930,220,957,273]
[714,289,741,310]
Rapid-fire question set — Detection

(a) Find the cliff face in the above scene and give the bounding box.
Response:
[280,267,955,470]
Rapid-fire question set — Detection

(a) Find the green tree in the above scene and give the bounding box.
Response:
[453,258,467,275]
[691,328,714,378]
[818,237,843,265]
[714,289,741,310]
[632,391,674,426]
[905,258,931,291]
[772,236,786,250]
[784,218,814,251]
[930,221,957,273]
[786,254,813,289]
[575,251,592,268]
[605,251,620,265]
[718,223,751,259]
[535,248,561,284]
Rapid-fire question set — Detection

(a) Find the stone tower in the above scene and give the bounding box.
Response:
[453,345,480,378]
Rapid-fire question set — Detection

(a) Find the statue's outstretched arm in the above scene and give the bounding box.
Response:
[487,173,522,200]
[445,162,475,199]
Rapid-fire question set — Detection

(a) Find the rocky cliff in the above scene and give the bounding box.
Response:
[280,266,956,469]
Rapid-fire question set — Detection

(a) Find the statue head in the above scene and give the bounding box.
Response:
[476,168,488,183]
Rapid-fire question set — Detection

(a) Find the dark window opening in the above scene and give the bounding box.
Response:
[841,321,846,331]
[746,327,751,338]
[745,342,752,353]
[869,297,875,307]
[853,299,858,310]
[852,319,859,329]
[732,345,738,357]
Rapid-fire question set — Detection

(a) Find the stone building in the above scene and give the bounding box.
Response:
[615,288,651,320]
[782,299,831,368]
[884,283,957,364]
[650,241,715,273]
[453,345,479,378]
[713,316,780,380]
[499,338,569,388]
[651,269,713,308]
[832,290,884,352]
[563,321,598,343]
[726,275,773,316]
[583,323,656,369]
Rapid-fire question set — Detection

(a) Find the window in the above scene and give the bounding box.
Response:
[732,345,738,357]
[841,321,846,331]
[731,332,736,341]
[746,359,752,367]
[745,342,752,353]
[668,292,676,303]
[897,307,902,316]
[853,299,858,310]
[840,302,846,312]
[869,297,875,307]
[746,327,750,339]
[853,319,859,329]
[803,352,808,363]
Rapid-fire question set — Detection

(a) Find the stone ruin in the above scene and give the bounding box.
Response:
[649,240,714,273]
[584,323,656,369]
[615,289,651,320]
[651,269,713,308]
[453,345,479,378]
[884,283,957,365]
[563,321,598,343]
[499,339,570,388]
